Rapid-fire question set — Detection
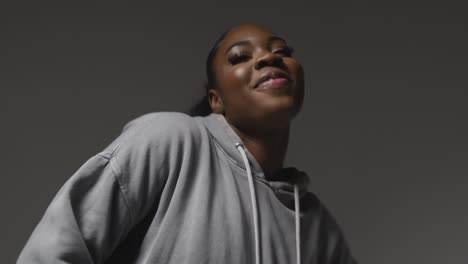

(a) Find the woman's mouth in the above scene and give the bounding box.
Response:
[256,77,290,90]
[254,70,292,90]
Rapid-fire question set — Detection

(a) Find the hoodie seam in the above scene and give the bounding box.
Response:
[97,148,135,227]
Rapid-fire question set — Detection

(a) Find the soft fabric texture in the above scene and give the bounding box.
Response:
[18,112,357,264]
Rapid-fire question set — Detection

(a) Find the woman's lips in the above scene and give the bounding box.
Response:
[254,70,292,89]
[256,77,290,90]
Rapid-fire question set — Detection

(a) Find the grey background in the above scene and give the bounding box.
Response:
[2,1,467,263]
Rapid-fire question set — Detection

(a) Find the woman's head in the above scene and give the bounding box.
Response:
[191,24,304,133]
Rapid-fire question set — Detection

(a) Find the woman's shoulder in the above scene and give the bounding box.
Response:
[123,111,198,130]
[121,111,203,138]
[105,112,206,155]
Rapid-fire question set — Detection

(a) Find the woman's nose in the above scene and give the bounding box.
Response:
[254,52,284,70]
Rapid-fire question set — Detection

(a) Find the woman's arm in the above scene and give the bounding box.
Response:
[17,150,132,263]
[17,112,194,263]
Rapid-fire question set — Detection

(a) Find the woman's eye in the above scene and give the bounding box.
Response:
[274,46,294,57]
[228,54,251,65]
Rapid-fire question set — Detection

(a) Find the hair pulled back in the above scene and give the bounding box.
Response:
[188,30,230,116]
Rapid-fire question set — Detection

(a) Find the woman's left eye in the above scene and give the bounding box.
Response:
[228,53,251,65]
[274,46,294,57]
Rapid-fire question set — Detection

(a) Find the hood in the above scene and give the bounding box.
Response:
[197,113,310,201]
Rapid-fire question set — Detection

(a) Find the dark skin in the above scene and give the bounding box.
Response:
[208,24,305,179]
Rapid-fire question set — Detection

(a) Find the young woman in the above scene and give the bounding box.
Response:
[18,24,357,264]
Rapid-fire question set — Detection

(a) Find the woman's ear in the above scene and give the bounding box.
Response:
[208,89,225,114]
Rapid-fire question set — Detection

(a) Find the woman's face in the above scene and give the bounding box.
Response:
[209,24,304,133]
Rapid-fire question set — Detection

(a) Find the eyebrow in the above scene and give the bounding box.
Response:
[225,36,287,55]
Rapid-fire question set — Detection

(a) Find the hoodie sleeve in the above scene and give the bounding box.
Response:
[17,112,199,263]
[17,151,130,263]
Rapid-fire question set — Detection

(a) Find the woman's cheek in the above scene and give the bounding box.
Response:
[232,66,251,88]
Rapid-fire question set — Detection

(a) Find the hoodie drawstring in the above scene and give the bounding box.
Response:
[294,184,301,264]
[235,143,301,264]
[236,143,261,264]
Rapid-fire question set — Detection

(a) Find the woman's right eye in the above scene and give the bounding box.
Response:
[228,54,251,65]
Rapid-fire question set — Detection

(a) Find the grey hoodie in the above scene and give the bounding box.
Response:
[18,112,357,264]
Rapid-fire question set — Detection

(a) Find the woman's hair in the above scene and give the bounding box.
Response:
[188,30,230,116]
